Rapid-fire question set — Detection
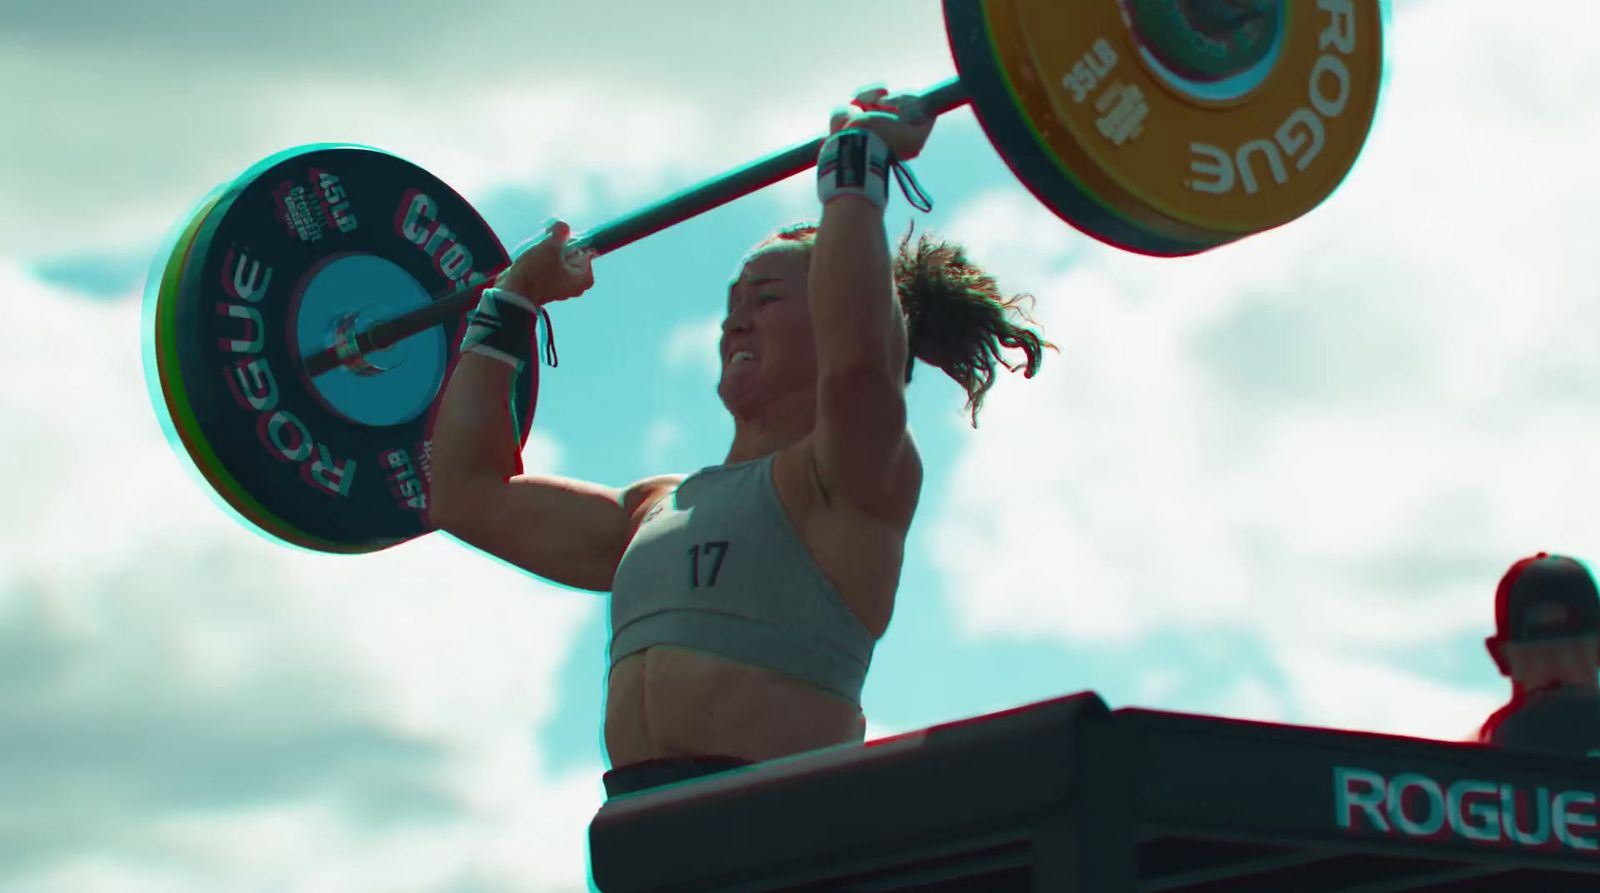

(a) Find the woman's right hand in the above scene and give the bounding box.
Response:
[495,219,597,305]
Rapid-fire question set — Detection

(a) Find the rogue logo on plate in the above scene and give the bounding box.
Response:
[146,144,532,554]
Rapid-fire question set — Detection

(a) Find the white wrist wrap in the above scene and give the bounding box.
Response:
[817,127,892,211]
[461,287,540,371]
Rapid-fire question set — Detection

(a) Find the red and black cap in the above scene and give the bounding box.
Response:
[1494,552,1600,642]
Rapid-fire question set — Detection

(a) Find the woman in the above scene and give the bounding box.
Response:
[428,89,1052,799]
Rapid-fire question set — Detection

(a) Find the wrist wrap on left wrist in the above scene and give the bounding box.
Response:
[818,127,893,211]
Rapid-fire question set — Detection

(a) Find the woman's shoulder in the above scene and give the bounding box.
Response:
[621,474,687,518]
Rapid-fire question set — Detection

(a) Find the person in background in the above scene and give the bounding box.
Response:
[1477,552,1600,757]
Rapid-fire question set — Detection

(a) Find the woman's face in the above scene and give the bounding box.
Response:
[716,243,816,416]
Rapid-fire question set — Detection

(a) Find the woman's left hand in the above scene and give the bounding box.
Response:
[829,86,934,161]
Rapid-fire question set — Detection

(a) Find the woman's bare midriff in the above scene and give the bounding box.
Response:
[602,443,911,769]
[603,646,867,766]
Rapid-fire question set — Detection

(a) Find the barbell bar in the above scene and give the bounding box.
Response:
[144,0,1386,554]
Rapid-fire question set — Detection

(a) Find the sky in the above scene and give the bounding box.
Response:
[6,0,1600,890]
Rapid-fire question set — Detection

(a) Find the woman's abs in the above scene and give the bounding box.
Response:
[604,645,865,768]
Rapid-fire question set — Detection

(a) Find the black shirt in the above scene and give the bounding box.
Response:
[1480,685,1600,757]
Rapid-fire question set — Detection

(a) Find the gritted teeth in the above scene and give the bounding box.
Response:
[730,350,757,364]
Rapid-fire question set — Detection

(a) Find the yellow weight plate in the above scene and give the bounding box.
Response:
[1012,0,1384,240]
[972,0,1230,254]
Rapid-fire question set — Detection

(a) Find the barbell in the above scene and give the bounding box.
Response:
[142,0,1386,554]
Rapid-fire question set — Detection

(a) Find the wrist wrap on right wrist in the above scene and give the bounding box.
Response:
[461,287,545,371]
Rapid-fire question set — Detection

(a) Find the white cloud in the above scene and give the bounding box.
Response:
[14,1,1600,887]
[1275,646,1501,743]
[3,0,950,261]
[641,418,684,470]
[1208,675,1291,725]
[521,429,563,477]
[0,3,972,881]
[938,188,1087,295]
[19,772,603,892]
[1135,668,1185,703]
[662,312,723,380]
[0,262,604,890]
[926,0,1600,734]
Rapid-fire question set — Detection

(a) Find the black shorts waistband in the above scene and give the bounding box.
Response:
[603,755,753,799]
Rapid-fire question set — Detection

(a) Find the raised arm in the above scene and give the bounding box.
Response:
[429,352,674,592]
[428,222,668,592]
[809,193,910,509]
[808,91,932,518]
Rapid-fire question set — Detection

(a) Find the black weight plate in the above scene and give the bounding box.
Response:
[167,144,533,553]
